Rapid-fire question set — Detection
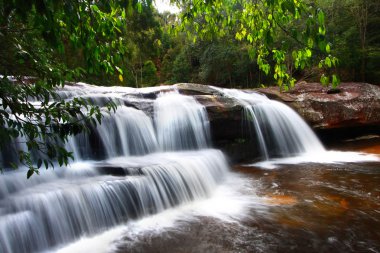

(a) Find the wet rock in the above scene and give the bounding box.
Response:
[136,86,176,99]
[95,163,144,176]
[195,95,244,140]
[175,83,220,95]
[123,97,156,118]
[183,91,260,162]
[256,83,380,130]
[174,82,380,132]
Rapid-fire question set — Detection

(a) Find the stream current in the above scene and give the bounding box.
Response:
[0,83,379,253]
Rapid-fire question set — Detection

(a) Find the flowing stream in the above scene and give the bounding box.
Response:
[0,83,379,253]
[213,87,325,159]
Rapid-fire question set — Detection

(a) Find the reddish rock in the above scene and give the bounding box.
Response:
[256,83,380,129]
[176,82,380,130]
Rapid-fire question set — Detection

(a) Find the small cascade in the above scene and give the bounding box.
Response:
[0,118,29,167]
[65,130,94,161]
[216,88,325,159]
[65,106,158,161]
[114,107,158,156]
[252,100,325,157]
[96,111,121,158]
[243,106,270,160]
[0,150,228,253]
[154,92,211,151]
[0,83,228,253]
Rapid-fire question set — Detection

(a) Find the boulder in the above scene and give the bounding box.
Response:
[176,83,260,162]
[175,83,245,142]
[255,82,380,130]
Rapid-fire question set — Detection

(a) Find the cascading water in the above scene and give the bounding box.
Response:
[0,150,227,253]
[252,100,325,157]
[0,84,227,253]
[0,117,29,167]
[154,92,211,151]
[2,83,377,253]
[88,106,158,159]
[215,88,325,159]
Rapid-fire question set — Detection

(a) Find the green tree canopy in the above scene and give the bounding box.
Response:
[142,60,159,86]
[177,0,339,89]
[319,0,380,83]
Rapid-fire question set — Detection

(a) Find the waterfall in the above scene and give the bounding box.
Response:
[0,117,29,167]
[65,106,158,161]
[252,100,325,157]
[0,84,228,253]
[1,82,378,253]
[215,88,325,159]
[154,92,211,151]
[114,107,158,156]
[0,150,227,253]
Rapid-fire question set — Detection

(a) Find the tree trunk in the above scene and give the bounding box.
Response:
[358,0,368,82]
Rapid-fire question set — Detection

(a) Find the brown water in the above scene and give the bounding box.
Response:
[116,138,380,253]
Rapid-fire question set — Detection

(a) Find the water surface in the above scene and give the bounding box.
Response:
[109,139,380,253]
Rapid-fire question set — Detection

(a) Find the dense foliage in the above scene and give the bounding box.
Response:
[177,0,339,89]
[0,0,378,176]
[319,0,380,83]
[159,0,379,87]
[0,0,135,176]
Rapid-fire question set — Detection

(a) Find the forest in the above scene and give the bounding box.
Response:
[1,0,379,89]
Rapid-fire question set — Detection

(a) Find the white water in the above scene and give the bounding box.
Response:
[215,88,380,167]
[0,150,229,253]
[215,88,325,159]
[0,85,226,253]
[55,172,262,253]
[252,150,380,169]
[1,83,379,253]
[154,92,211,151]
[65,106,159,160]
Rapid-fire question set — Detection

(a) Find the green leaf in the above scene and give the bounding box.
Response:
[318,10,325,25]
[292,50,297,59]
[115,66,123,75]
[37,159,42,169]
[320,74,329,86]
[306,49,312,57]
[45,116,51,125]
[326,44,331,54]
[136,2,142,13]
[325,57,331,67]
[332,74,340,88]
[90,5,99,12]
[307,37,314,48]
[27,169,34,179]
